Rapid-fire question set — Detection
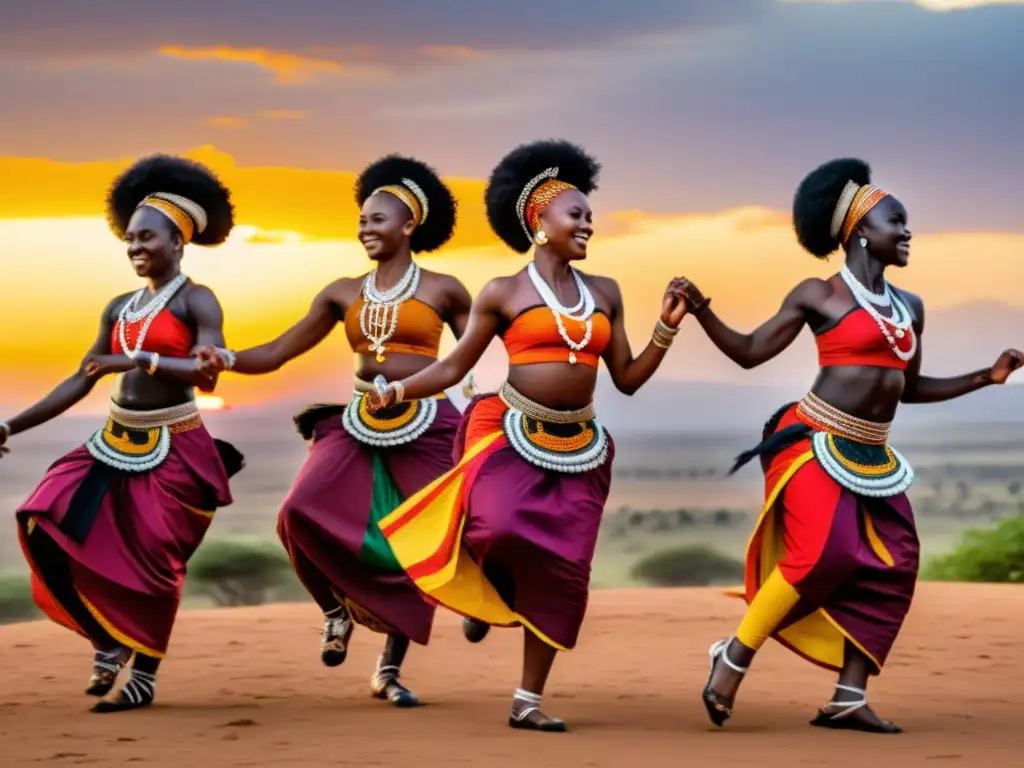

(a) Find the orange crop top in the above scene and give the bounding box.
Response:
[502,306,612,368]
[344,295,443,359]
[816,308,915,370]
[112,309,194,358]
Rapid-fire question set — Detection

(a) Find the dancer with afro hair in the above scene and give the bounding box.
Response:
[2,154,243,713]
[675,158,1022,733]
[197,154,470,708]
[366,140,688,731]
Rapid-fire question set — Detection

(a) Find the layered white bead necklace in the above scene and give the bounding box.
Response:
[117,273,189,358]
[839,265,917,362]
[527,262,594,365]
[359,261,420,363]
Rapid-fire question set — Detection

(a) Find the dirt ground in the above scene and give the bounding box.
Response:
[1,583,1021,767]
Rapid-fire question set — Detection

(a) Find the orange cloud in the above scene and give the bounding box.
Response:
[259,109,311,121]
[0,146,495,250]
[206,116,248,128]
[158,45,343,84]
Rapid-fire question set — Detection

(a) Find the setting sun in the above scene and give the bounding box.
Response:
[196,395,227,411]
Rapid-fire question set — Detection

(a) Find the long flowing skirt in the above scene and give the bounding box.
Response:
[16,413,239,657]
[739,402,920,673]
[277,397,461,644]
[379,394,614,650]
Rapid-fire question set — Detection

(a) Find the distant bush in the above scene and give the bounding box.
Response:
[187,538,296,607]
[630,545,744,587]
[0,574,38,625]
[922,513,1024,583]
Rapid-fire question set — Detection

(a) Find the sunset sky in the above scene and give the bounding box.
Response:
[2,0,1022,412]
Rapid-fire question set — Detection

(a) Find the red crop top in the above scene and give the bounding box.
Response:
[502,306,612,368]
[112,309,194,358]
[815,308,915,370]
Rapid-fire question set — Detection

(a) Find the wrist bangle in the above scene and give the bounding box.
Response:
[652,337,671,350]
[391,381,405,404]
[147,353,160,374]
[0,421,11,440]
[218,348,237,371]
[655,319,680,336]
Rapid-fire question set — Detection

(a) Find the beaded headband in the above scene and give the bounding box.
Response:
[515,167,579,242]
[372,178,429,227]
[830,181,889,244]
[137,192,208,244]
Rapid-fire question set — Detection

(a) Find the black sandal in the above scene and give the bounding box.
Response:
[508,690,566,732]
[86,647,131,697]
[702,637,747,727]
[321,612,354,667]
[91,670,156,714]
[370,660,420,708]
[809,684,902,734]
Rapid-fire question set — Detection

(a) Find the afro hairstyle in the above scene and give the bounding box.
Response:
[792,157,872,258]
[106,154,235,246]
[484,139,601,253]
[355,154,457,254]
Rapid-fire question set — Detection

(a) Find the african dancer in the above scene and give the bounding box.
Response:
[366,139,687,731]
[1,155,243,712]
[677,157,1023,733]
[197,155,470,707]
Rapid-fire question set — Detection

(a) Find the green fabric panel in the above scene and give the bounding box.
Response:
[357,451,405,572]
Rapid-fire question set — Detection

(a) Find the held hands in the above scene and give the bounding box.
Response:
[989,349,1024,384]
[661,278,690,329]
[195,345,228,376]
[674,277,710,315]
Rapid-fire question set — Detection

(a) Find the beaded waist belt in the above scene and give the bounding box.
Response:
[796,391,890,446]
[497,382,607,474]
[498,381,596,424]
[108,400,203,432]
[795,392,912,497]
[344,378,438,448]
[86,400,201,473]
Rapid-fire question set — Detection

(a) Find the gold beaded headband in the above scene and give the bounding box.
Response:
[372,178,429,227]
[136,192,208,244]
[830,181,889,244]
[515,166,578,242]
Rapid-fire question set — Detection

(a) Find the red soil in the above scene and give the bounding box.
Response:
[1,583,1020,766]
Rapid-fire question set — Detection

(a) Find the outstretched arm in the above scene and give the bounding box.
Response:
[1,297,120,439]
[681,277,824,369]
[370,279,504,408]
[201,283,341,375]
[601,277,687,395]
[900,295,1021,403]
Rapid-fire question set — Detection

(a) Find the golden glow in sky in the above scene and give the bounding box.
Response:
[1,147,1022,410]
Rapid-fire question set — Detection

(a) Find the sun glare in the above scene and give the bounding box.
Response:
[196,395,227,411]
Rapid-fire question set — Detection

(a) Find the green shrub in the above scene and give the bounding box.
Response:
[630,544,744,587]
[0,573,39,624]
[921,513,1024,583]
[187,538,296,607]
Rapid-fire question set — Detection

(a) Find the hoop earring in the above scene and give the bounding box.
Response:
[859,237,868,248]
[534,230,548,246]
